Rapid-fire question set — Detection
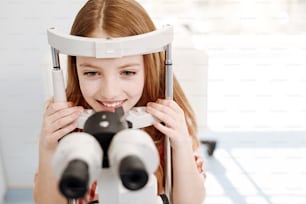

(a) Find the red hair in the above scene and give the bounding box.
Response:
[65,0,199,193]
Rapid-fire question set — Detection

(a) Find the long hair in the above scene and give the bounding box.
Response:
[65,0,199,193]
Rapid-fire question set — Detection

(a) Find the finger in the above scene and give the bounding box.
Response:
[196,158,204,166]
[147,101,177,119]
[150,100,184,121]
[45,101,73,115]
[153,100,176,114]
[47,122,77,147]
[50,110,82,133]
[153,122,175,138]
[49,106,83,124]
[42,106,81,133]
[156,99,183,113]
[54,121,78,138]
[146,105,176,128]
[197,161,204,173]
[195,156,204,167]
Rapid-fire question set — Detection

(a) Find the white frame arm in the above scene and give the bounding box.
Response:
[47,25,173,58]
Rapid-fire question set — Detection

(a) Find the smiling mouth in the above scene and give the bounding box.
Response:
[97,100,125,109]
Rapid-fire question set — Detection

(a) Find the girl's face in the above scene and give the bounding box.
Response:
[76,54,145,112]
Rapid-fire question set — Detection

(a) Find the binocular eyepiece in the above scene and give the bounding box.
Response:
[119,155,148,191]
[59,155,149,199]
[59,159,89,199]
[54,108,159,200]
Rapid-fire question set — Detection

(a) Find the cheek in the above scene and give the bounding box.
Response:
[131,75,145,97]
[138,80,145,95]
[79,80,98,98]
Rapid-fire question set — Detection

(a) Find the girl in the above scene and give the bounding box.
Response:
[34,0,206,204]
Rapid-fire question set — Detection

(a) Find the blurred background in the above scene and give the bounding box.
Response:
[1,0,306,203]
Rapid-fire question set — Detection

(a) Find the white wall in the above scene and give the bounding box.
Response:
[194,35,306,132]
[0,155,6,201]
[0,0,85,188]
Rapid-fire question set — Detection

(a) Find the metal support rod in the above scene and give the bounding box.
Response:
[164,43,173,203]
[165,44,173,100]
[50,46,67,102]
[51,47,60,69]
[68,199,77,204]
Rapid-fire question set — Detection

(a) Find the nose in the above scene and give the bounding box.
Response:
[99,76,120,99]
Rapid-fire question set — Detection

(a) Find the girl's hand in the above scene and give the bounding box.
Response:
[146,99,191,149]
[39,100,83,152]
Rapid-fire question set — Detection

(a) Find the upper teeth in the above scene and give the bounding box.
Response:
[102,101,122,108]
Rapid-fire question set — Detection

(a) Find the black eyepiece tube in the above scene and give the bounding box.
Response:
[119,155,148,191]
[59,159,89,199]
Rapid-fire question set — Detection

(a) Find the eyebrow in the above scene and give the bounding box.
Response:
[78,63,141,69]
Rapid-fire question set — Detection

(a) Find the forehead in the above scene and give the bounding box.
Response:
[76,55,144,67]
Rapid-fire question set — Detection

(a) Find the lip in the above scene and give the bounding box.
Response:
[96,100,126,111]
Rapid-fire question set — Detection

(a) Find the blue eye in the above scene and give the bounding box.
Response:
[84,71,98,76]
[121,71,136,76]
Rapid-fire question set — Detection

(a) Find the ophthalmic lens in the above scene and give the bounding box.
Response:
[59,159,89,199]
[119,155,148,191]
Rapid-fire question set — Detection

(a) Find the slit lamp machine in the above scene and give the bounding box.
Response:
[47,25,174,204]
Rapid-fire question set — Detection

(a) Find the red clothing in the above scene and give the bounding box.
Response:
[77,181,98,204]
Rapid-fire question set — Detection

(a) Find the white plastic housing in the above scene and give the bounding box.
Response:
[47,25,173,58]
[108,129,159,175]
[52,69,67,102]
[125,107,157,129]
[52,132,103,185]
